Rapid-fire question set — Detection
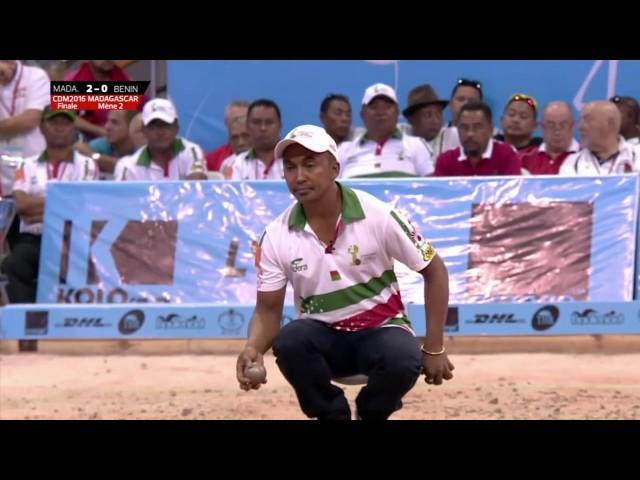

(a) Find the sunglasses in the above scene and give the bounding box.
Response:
[609,95,639,108]
[452,78,483,100]
[508,93,538,112]
[456,78,482,90]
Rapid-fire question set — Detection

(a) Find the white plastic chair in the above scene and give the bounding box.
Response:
[332,374,368,385]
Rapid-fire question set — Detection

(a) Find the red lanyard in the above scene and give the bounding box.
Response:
[47,160,70,180]
[324,216,344,254]
[374,138,389,156]
[163,161,170,178]
[254,156,276,179]
[0,62,24,116]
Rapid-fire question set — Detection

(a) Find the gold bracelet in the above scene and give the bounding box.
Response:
[421,345,446,356]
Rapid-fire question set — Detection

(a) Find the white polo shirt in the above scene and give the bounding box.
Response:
[398,123,464,158]
[256,184,437,333]
[13,150,98,235]
[230,148,284,180]
[559,137,640,175]
[342,126,366,144]
[440,125,461,154]
[0,61,50,159]
[114,137,207,181]
[337,129,434,178]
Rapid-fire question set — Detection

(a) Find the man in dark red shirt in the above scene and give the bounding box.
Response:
[434,101,521,176]
[64,61,132,140]
[495,93,543,157]
[521,101,578,175]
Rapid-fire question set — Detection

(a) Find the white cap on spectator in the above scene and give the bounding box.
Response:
[142,98,178,125]
[362,83,398,105]
[274,124,338,161]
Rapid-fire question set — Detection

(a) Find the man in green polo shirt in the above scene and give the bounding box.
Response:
[236,124,453,420]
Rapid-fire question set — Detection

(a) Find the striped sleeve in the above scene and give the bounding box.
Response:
[384,207,436,272]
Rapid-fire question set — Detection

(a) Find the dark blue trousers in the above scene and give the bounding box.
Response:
[272,318,422,420]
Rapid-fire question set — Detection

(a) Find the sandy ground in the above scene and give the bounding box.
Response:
[1,352,639,420]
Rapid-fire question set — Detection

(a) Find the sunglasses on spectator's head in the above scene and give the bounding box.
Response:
[508,93,538,112]
[452,78,483,100]
[456,78,482,91]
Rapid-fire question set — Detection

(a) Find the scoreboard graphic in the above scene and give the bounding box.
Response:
[50,81,150,111]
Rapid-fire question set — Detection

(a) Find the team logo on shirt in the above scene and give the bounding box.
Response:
[291,258,308,273]
[617,161,634,173]
[419,241,436,262]
[347,245,362,265]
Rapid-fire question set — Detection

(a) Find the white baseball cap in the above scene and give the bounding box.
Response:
[362,83,398,105]
[274,124,338,161]
[142,98,178,126]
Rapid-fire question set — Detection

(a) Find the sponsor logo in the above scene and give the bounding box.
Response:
[218,309,245,335]
[118,310,145,335]
[465,313,525,324]
[570,309,624,325]
[55,317,111,328]
[291,258,308,273]
[25,311,49,336]
[56,287,171,304]
[532,305,559,331]
[155,313,206,329]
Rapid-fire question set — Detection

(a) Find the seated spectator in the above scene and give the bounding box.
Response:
[434,101,521,176]
[230,99,284,180]
[560,101,640,175]
[522,101,579,175]
[115,98,207,181]
[495,93,543,156]
[319,94,363,145]
[401,84,449,157]
[0,60,50,195]
[218,115,251,179]
[206,100,250,172]
[75,110,137,178]
[1,108,98,304]
[128,112,146,149]
[610,95,640,145]
[337,83,433,178]
[64,61,133,141]
[439,78,484,154]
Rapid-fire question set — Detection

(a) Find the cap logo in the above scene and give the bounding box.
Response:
[291,130,313,139]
